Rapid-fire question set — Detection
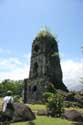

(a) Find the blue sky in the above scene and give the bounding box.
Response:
[0,0,83,89]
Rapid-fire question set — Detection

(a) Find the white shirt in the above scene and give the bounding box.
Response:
[2,96,14,112]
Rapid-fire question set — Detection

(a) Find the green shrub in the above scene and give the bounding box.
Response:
[14,95,21,102]
[46,93,64,117]
[43,92,54,102]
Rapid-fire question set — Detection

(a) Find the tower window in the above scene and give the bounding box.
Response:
[33,62,38,77]
[34,45,39,52]
[32,85,37,92]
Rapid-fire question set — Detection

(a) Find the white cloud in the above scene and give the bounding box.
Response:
[23,53,31,64]
[0,57,29,80]
[0,57,22,70]
[0,64,30,81]
[0,53,83,91]
[61,59,83,89]
[0,55,30,81]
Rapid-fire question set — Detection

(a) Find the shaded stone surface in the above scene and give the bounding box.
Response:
[63,110,83,122]
[0,103,35,122]
[64,91,83,108]
[24,78,57,103]
[24,30,68,103]
[37,109,47,116]
[13,102,36,122]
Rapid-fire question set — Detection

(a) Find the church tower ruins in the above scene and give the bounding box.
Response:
[24,30,68,103]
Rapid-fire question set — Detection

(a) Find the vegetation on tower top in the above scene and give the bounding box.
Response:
[36,28,56,41]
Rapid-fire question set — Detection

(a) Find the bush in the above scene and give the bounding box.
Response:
[46,93,64,117]
[14,95,21,102]
[43,92,54,102]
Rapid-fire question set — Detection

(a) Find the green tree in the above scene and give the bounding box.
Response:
[0,79,23,97]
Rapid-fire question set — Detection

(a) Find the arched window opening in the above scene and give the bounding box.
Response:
[33,62,38,77]
[34,45,39,52]
[32,85,37,93]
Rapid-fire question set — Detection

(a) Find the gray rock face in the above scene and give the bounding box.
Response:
[63,110,83,122]
[13,103,36,122]
[24,30,68,103]
[64,92,83,108]
[0,103,35,122]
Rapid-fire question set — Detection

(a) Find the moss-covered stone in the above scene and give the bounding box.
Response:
[24,30,68,103]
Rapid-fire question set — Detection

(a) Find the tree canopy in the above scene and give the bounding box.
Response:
[0,79,23,97]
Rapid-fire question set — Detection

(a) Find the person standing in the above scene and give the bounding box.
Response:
[2,90,14,121]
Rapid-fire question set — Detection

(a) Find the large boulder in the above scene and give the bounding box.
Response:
[63,110,83,122]
[13,102,36,122]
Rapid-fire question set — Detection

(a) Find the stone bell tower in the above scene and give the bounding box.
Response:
[24,30,68,103]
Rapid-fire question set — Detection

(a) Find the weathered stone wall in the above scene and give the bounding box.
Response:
[24,78,56,103]
[24,30,68,103]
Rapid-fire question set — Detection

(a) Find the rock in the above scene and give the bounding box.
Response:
[64,93,75,101]
[37,109,47,116]
[74,95,83,106]
[63,110,83,122]
[13,102,36,122]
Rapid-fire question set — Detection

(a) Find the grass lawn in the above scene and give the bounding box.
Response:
[27,103,83,113]
[11,116,72,125]
[27,104,46,111]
